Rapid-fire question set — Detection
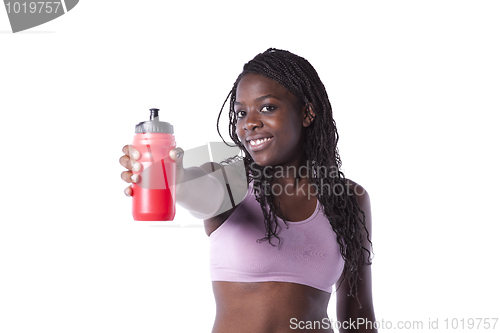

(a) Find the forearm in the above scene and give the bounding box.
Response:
[175,166,225,219]
[338,308,378,333]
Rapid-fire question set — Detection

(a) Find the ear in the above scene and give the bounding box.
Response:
[302,102,316,127]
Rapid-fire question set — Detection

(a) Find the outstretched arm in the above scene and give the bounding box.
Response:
[335,181,377,333]
[120,145,247,220]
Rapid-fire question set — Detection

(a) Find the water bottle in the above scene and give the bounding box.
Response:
[132,108,176,221]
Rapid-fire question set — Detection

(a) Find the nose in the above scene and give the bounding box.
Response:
[243,111,263,131]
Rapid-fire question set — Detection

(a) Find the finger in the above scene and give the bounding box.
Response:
[120,155,142,172]
[131,160,142,172]
[169,147,184,165]
[122,145,141,160]
[122,156,142,172]
[121,170,140,183]
[119,154,133,170]
[124,185,133,197]
[170,148,184,177]
[130,174,140,183]
[121,170,134,183]
[129,146,140,160]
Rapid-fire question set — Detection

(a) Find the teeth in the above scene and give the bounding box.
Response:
[250,137,272,146]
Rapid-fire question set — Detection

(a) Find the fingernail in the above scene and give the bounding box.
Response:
[131,174,138,183]
[132,150,140,160]
[124,188,131,197]
[133,162,141,171]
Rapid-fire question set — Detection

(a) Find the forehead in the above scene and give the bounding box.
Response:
[235,73,297,102]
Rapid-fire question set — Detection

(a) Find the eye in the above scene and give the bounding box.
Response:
[236,110,246,118]
[261,105,276,112]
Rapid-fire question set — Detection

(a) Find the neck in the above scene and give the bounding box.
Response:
[268,155,312,188]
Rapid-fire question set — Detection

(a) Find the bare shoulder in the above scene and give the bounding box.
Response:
[344,178,372,230]
[344,178,370,207]
[344,178,369,198]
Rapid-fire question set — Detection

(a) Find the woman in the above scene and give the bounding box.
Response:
[120,48,377,332]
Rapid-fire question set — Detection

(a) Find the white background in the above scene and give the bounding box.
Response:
[1,1,499,332]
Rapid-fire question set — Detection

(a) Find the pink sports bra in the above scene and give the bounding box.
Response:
[209,181,345,293]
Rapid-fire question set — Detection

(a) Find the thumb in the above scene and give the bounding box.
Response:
[169,147,184,171]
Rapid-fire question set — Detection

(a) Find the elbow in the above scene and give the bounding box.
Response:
[337,304,377,333]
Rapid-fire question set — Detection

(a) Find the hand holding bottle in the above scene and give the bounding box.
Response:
[118,109,177,221]
[120,143,228,220]
[119,108,244,220]
[120,145,185,196]
[120,144,141,197]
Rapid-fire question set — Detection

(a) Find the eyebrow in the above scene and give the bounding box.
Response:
[234,94,281,106]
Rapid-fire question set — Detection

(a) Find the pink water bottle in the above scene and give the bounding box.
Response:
[132,108,176,221]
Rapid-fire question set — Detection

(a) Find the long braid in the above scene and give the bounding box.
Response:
[217,48,373,306]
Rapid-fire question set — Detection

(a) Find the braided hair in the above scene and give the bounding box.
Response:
[216,48,373,306]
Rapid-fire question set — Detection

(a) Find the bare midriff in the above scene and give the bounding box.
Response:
[211,281,334,333]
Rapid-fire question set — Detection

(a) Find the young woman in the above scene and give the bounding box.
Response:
[120,48,377,333]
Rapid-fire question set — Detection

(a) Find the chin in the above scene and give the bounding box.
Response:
[250,158,265,167]
[248,155,270,168]
[253,158,278,169]
[246,148,281,168]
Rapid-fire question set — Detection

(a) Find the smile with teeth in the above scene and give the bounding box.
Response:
[249,137,273,146]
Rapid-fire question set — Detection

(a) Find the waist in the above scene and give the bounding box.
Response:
[212,281,333,333]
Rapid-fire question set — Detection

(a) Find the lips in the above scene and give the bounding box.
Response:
[246,135,274,152]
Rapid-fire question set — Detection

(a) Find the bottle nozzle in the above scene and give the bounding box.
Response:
[135,108,173,134]
[150,108,160,121]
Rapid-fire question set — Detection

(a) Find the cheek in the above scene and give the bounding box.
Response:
[235,122,245,142]
[279,118,302,142]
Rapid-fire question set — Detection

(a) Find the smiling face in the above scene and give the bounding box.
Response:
[235,73,313,167]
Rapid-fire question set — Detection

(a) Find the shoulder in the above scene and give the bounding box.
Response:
[344,178,372,228]
[344,178,368,197]
[344,178,370,207]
